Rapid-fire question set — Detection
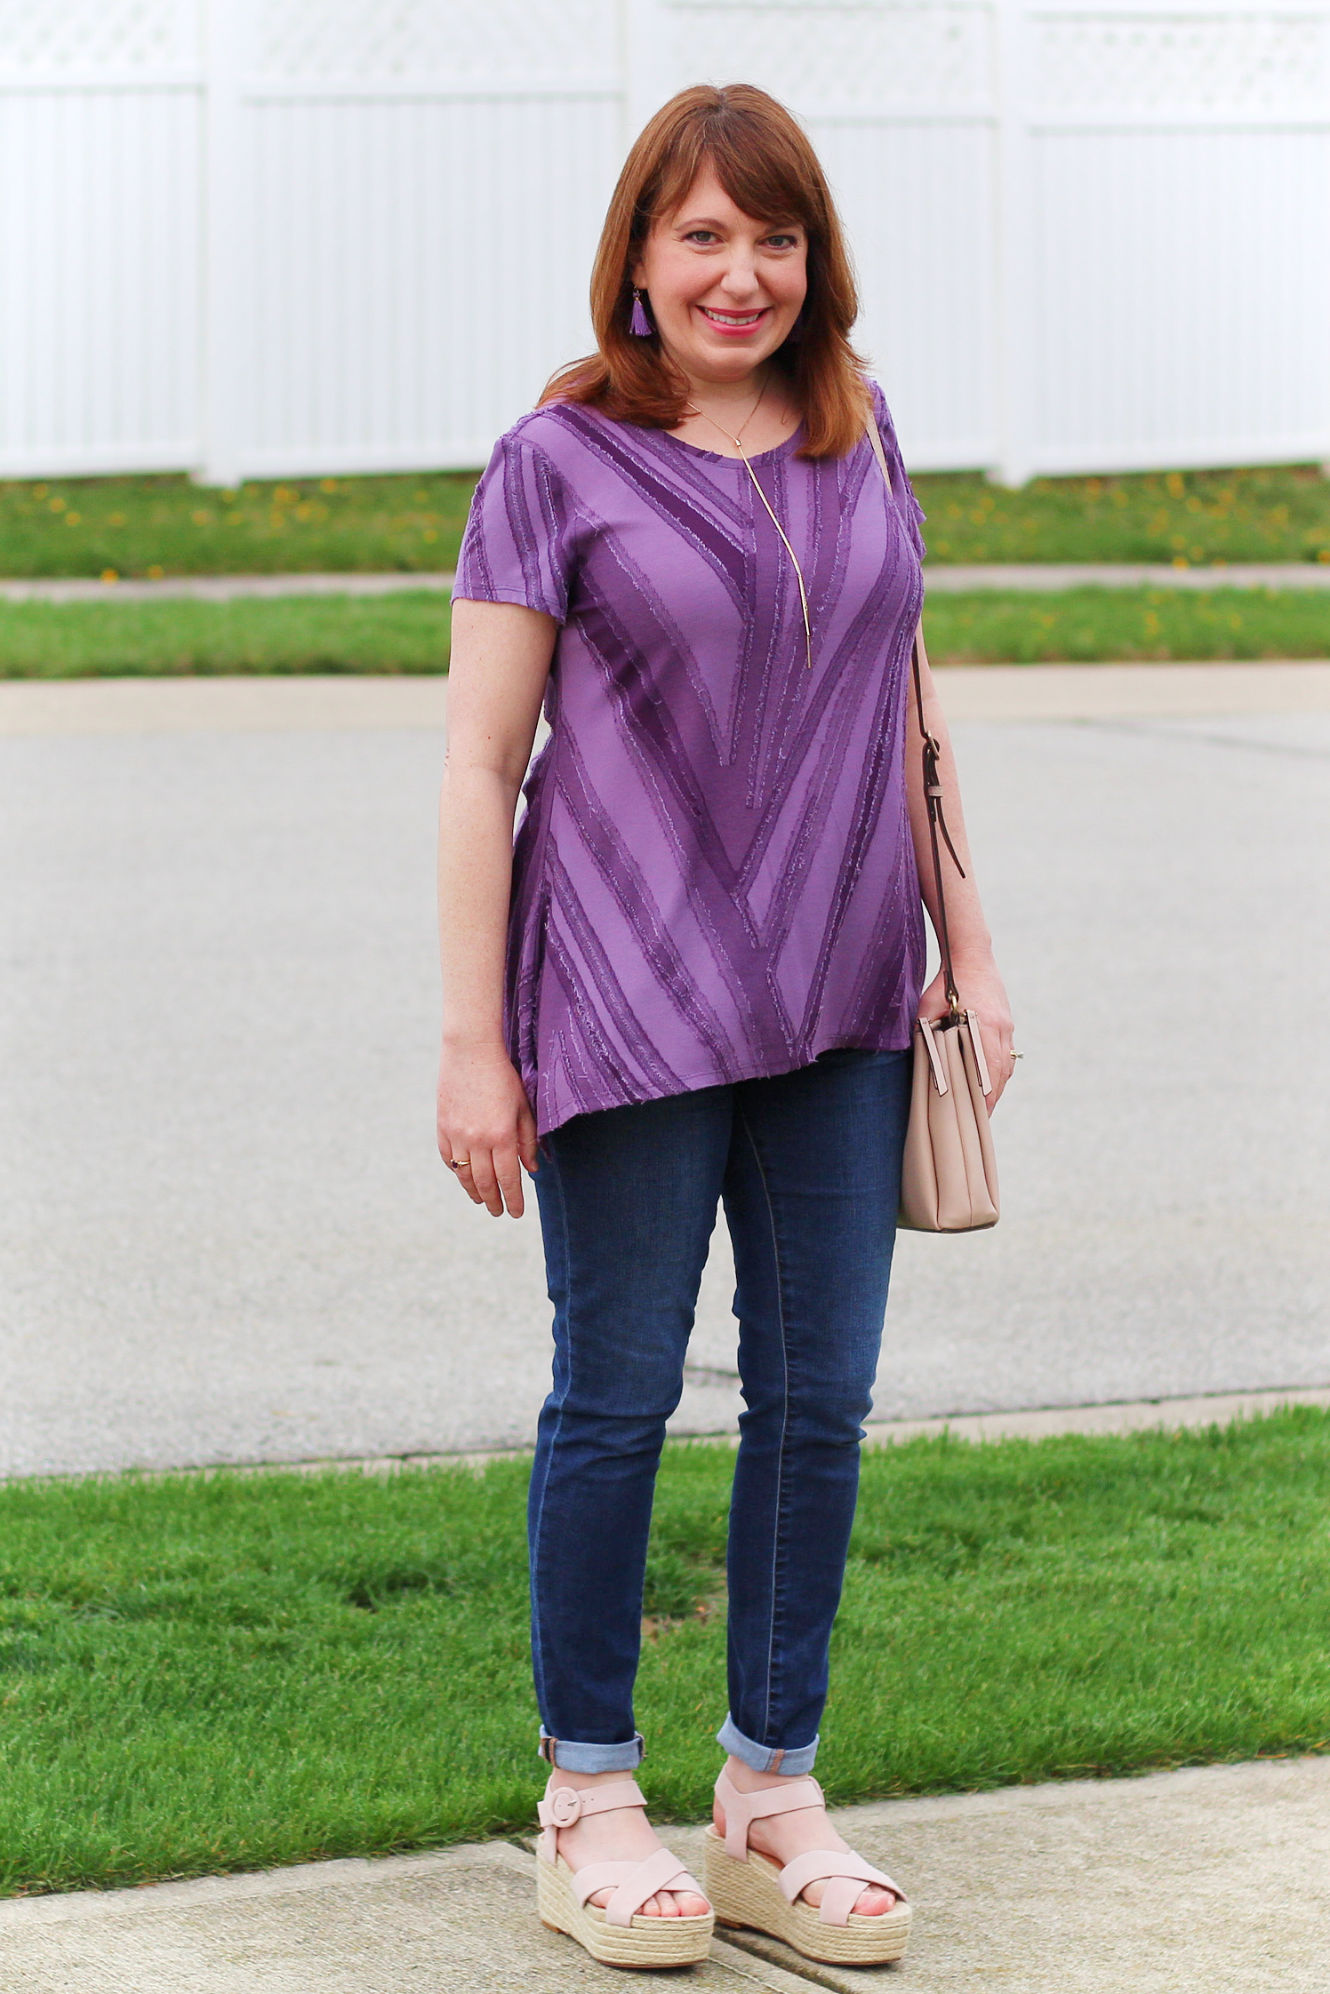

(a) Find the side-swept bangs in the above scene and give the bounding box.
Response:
[540,84,871,459]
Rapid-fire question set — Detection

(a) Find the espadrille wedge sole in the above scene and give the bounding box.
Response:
[534,1774,713,1969]
[706,1768,911,1966]
[536,1851,713,1968]
[704,1829,911,1965]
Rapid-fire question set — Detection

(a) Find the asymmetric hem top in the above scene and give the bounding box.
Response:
[453,378,929,1139]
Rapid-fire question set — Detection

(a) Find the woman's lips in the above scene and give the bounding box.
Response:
[696,305,771,336]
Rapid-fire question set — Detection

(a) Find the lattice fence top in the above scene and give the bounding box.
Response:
[1033,12,1330,114]
[252,0,617,81]
[664,1,992,111]
[0,0,195,70]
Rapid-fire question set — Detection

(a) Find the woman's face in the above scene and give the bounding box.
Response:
[631,163,808,390]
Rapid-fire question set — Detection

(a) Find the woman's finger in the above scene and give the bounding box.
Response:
[516,1099,540,1177]
[980,1017,1013,1111]
[493,1140,527,1218]
[448,1153,484,1204]
[468,1148,504,1217]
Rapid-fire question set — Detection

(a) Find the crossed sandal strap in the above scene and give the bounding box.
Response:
[715,1768,828,1860]
[777,1848,906,1927]
[536,1777,646,1862]
[568,1845,706,1928]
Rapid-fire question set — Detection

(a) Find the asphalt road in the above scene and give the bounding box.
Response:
[2,673,1326,1477]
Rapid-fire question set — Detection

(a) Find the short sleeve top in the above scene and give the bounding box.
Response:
[452,379,928,1139]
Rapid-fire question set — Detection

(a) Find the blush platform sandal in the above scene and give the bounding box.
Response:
[536,1774,714,1968]
[704,1768,911,1966]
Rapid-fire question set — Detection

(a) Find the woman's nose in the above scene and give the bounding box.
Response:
[716,251,762,298]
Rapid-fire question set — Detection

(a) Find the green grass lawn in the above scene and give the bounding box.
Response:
[2,1409,1327,1899]
[2,585,1327,679]
[5,462,1330,579]
[0,593,452,678]
[0,473,478,581]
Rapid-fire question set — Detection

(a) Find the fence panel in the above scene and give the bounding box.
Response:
[209,0,625,479]
[0,0,202,475]
[1011,0,1330,480]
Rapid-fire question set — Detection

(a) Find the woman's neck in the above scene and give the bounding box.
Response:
[667,361,800,458]
[680,364,772,428]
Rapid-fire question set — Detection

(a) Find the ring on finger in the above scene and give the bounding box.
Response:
[447,1156,473,1171]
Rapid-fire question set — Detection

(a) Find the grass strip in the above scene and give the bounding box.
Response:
[6,463,1330,579]
[1,473,478,582]
[1,585,1329,680]
[2,1408,1328,1898]
[0,593,452,678]
[921,584,1330,663]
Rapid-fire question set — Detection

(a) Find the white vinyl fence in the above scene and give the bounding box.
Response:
[2,0,1328,485]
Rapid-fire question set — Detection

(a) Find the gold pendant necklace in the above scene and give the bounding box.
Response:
[687,382,814,672]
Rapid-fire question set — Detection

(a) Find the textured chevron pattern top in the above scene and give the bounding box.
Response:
[453,379,928,1138]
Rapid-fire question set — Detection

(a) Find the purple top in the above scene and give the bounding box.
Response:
[453,379,928,1138]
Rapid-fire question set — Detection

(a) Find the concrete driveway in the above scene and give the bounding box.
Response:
[2,665,1327,1477]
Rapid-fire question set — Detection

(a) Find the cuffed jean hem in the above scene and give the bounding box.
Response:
[539,1726,646,1772]
[717,1714,819,1776]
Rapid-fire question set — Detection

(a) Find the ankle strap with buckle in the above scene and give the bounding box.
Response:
[537,1777,646,1860]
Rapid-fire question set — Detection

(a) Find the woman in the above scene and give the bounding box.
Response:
[437,83,1014,1971]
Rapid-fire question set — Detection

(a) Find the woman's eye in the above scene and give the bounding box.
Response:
[685,230,719,244]
[765,234,799,250]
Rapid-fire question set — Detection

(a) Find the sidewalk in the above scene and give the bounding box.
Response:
[6,560,1330,602]
[1,659,1329,739]
[2,1757,1325,1991]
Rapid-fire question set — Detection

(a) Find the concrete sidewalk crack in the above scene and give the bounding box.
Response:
[711,1932,833,1989]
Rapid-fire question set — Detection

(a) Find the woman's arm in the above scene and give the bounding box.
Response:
[437,597,559,1216]
[903,617,1017,1109]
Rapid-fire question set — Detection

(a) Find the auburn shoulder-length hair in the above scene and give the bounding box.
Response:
[540,83,871,459]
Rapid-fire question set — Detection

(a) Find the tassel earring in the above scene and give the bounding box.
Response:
[629,286,653,337]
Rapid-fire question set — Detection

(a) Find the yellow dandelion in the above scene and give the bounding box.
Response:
[108,512,125,527]
[1318,548,1330,563]
[1165,471,1185,498]
[65,510,81,525]
[1171,554,1189,567]
[49,495,66,512]
[319,477,338,494]
[422,527,438,542]
[191,509,211,526]
[33,483,47,498]
[100,568,119,584]
[147,563,165,579]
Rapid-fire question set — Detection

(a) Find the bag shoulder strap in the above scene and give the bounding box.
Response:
[865,409,965,1017]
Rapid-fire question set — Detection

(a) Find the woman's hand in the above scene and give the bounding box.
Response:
[917,955,1017,1112]
[437,1039,540,1217]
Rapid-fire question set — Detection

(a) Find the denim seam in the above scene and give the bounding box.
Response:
[737,1101,790,1744]
[528,1143,573,1725]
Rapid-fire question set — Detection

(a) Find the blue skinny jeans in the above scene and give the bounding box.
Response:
[528,1046,912,1776]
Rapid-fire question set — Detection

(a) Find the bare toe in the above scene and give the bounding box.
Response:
[855,1884,898,1917]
